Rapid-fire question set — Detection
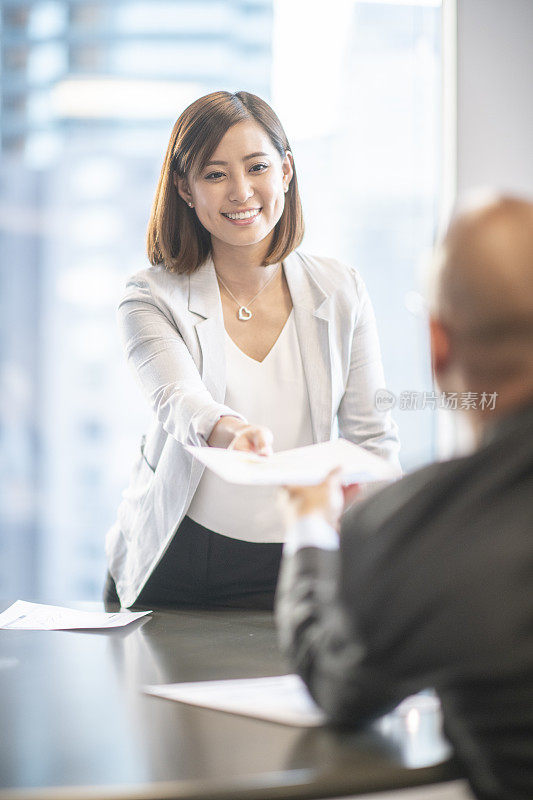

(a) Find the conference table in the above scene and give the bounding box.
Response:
[0,602,461,800]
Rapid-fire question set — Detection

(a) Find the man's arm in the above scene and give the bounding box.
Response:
[276,487,404,725]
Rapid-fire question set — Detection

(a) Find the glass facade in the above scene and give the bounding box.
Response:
[0,0,441,601]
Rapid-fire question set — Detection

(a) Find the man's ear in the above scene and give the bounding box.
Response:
[430,316,452,382]
[174,173,193,206]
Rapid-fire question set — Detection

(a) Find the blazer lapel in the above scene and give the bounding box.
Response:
[187,252,335,434]
[284,252,333,442]
[188,258,226,403]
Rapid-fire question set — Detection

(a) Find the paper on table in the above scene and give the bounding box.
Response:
[186,438,397,486]
[144,674,326,727]
[144,674,441,729]
[0,600,152,630]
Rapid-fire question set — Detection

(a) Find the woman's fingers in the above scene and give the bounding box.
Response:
[249,426,274,456]
[229,424,274,455]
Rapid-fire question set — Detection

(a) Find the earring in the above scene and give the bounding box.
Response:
[187,201,193,208]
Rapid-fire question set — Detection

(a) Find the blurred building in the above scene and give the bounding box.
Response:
[0,0,273,600]
[0,0,440,602]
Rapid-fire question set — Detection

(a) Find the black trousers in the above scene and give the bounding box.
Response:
[104,516,283,611]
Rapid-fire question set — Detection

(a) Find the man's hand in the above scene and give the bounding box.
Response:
[284,469,345,530]
[284,470,361,531]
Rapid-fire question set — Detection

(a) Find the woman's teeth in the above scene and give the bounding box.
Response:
[223,209,260,220]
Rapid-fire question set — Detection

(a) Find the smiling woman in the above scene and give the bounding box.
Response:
[175,120,293,304]
[105,91,401,610]
[147,91,303,273]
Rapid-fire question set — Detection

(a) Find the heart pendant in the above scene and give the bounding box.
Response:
[238,306,252,321]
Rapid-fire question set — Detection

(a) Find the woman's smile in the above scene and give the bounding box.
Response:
[221,208,262,225]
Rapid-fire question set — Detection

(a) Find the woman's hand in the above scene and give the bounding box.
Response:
[229,425,274,456]
[208,416,274,456]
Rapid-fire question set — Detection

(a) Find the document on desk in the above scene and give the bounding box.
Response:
[144,674,327,726]
[0,600,152,630]
[186,438,397,486]
[144,676,441,728]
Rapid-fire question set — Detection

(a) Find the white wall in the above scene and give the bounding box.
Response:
[456,0,533,197]
[437,0,533,458]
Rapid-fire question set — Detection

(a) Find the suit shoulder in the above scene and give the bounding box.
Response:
[123,264,186,290]
[294,249,365,299]
[295,249,361,281]
[341,457,461,543]
[120,265,188,306]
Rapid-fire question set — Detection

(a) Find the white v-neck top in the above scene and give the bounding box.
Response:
[187,311,314,542]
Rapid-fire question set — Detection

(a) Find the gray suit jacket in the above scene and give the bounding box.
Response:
[276,405,533,800]
[106,249,400,607]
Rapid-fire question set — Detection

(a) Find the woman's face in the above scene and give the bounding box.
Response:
[177,120,293,255]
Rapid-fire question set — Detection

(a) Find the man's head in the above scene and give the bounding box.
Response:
[430,194,533,426]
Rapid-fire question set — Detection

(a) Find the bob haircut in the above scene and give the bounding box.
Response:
[147,91,304,273]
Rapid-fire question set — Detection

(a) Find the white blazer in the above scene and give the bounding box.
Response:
[106,250,400,606]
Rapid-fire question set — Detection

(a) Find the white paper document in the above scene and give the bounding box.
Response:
[0,600,152,631]
[144,674,441,728]
[187,438,396,486]
[144,674,327,727]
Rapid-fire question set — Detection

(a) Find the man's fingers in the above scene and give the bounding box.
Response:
[325,466,342,482]
[283,485,304,500]
[284,466,342,496]
[343,483,360,505]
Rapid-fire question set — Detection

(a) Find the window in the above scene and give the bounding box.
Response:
[0,0,442,600]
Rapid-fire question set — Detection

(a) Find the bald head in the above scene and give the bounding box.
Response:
[431,195,533,410]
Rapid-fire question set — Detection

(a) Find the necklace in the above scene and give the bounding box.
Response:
[216,264,280,321]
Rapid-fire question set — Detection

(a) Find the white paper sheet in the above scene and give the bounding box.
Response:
[187,438,397,486]
[0,600,152,630]
[144,674,441,729]
[144,674,326,726]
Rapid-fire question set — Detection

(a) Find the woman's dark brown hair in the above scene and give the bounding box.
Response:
[147,91,304,273]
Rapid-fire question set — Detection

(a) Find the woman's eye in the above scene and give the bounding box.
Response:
[205,171,224,180]
[249,163,268,173]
